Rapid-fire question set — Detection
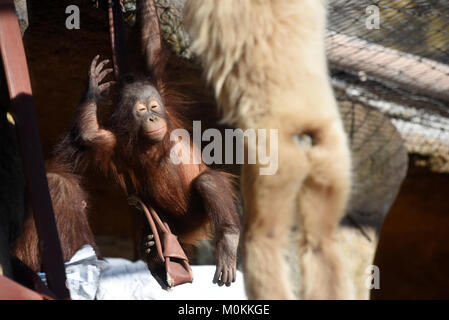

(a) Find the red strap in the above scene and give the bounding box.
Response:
[0,0,70,299]
[139,199,166,262]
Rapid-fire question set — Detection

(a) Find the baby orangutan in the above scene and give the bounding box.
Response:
[54,53,240,286]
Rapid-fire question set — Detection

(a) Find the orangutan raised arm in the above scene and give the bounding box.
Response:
[74,55,116,151]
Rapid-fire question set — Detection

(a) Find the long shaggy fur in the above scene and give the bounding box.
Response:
[12,162,98,271]
[185,0,353,299]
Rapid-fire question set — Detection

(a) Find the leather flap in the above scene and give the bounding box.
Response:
[165,259,193,287]
[162,233,188,261]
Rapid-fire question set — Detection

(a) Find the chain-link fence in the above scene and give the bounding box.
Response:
[126,0,449,172]
[134,0,449,173]
[328,0,449,173]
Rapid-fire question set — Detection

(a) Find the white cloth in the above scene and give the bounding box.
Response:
[40,245,247,300]
[97,258,247,300]
[38,245,104,300]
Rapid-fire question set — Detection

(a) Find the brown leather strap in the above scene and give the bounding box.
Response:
[131,198,189,262]
[0,0,69,299]
[147,205,168,234]
[140,200,165,263]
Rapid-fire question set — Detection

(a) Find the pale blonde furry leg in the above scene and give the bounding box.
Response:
[297,124,354,300]
[240,161,298,300]
[185,0,353,300]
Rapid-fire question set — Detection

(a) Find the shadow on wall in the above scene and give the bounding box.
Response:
[24,0,135,240]
[372,161,449,300]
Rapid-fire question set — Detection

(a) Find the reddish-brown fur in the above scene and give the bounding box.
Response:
[19,0,240,286]
[11,161,98,272]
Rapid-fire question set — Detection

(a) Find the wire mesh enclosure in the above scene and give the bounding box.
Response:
[136,0,449,173]
[327,0,449,173]
[118,0,449,175]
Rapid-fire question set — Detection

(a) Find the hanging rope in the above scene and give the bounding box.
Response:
[108,0,129,80]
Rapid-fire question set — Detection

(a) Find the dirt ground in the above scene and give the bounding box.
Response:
[21,0,449,300]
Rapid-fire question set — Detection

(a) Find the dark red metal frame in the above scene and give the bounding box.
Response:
[0,0,70,299]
